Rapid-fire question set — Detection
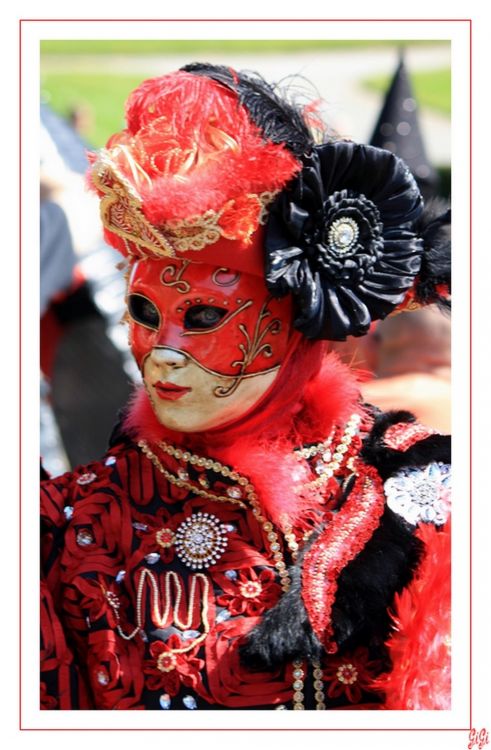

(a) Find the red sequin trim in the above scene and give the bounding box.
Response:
[384,422,437,451]
[301,464,386,652]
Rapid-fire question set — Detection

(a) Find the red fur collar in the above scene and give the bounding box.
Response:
[123,352,364,527]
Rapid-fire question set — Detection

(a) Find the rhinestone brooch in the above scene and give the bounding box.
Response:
[384,462,451,526]
[327,217,359,255]
[174,512,228,569]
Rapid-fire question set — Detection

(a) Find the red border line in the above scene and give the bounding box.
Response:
[469,16,473,733]
[19,16,23,734]
[21,728,471,732]
[21,17,471,22]
[23,17,470,731]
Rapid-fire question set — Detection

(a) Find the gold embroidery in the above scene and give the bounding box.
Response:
[211,268,241,287]
[92,153,176,259]
[214,297,282,398]
[160,260,192,294]
[257,191,278,225]
[91,150,277,258]
[108,568,211,655]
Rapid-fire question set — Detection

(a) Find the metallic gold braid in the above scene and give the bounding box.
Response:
[91,151,277,258]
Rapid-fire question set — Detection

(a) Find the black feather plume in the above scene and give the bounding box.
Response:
[414,198,451,311]
[181,62,314,158]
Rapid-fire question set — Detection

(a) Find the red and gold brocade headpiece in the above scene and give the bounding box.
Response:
[88,69,301,277]
[89,63,450,343]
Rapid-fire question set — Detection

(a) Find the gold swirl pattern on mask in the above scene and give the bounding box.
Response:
[215,297,282,398]
[211,268,241,287]
[160,260,192,294]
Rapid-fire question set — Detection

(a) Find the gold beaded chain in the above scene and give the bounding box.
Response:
[107,569,211,655]
[293,427,336,460]
[312,659,327,710]
[291,659,306,710]
[288,658,326,710]
[138,438,293,592]
[137,436,334,709]
[159,440,246,483]
[138,439,248,508]
[293,413,361,494]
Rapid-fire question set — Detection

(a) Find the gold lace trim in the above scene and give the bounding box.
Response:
[91,150,277,258]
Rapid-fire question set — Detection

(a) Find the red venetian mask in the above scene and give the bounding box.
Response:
[128,257,293,383]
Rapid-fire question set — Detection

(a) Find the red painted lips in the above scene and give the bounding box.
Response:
[154,381,192,401]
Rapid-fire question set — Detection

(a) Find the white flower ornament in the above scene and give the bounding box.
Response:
[384,462,451,526]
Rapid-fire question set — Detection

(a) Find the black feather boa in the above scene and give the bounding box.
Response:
[360,409,451,480]
[240,409,451,669]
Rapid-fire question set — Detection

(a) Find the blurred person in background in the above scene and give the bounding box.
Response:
[40,173,78,474]
[40,65,452,711]
[362,305,451,433]
[40,173,89,379]
[332,304,451,434]
[40,118,132,468]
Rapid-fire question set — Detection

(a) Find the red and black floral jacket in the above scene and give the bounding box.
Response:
[41,409,451,710]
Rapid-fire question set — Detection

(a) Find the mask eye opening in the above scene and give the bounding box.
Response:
[184,304,229,331]
[127,293,161,331]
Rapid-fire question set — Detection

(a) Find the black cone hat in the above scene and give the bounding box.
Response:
[370,54,439,199]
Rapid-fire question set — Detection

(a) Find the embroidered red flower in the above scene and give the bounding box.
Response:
[323,646,383,704]
[62,489,125,564]
[143,635,206,697]
[216,567,282,616]
[70,462,116,498]
[131,507,180,564]
[205,617,291,708]
[74,574,128,629]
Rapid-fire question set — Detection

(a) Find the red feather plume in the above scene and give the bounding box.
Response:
[373,521,451,709]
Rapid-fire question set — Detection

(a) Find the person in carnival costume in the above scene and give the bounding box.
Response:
[40,64,451,710]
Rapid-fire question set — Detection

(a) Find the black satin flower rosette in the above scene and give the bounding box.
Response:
[265,141,425,340]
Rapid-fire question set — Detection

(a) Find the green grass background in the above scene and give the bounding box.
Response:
[41,39,450,149]
[40,39,448,55]
[364,68,451,115]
